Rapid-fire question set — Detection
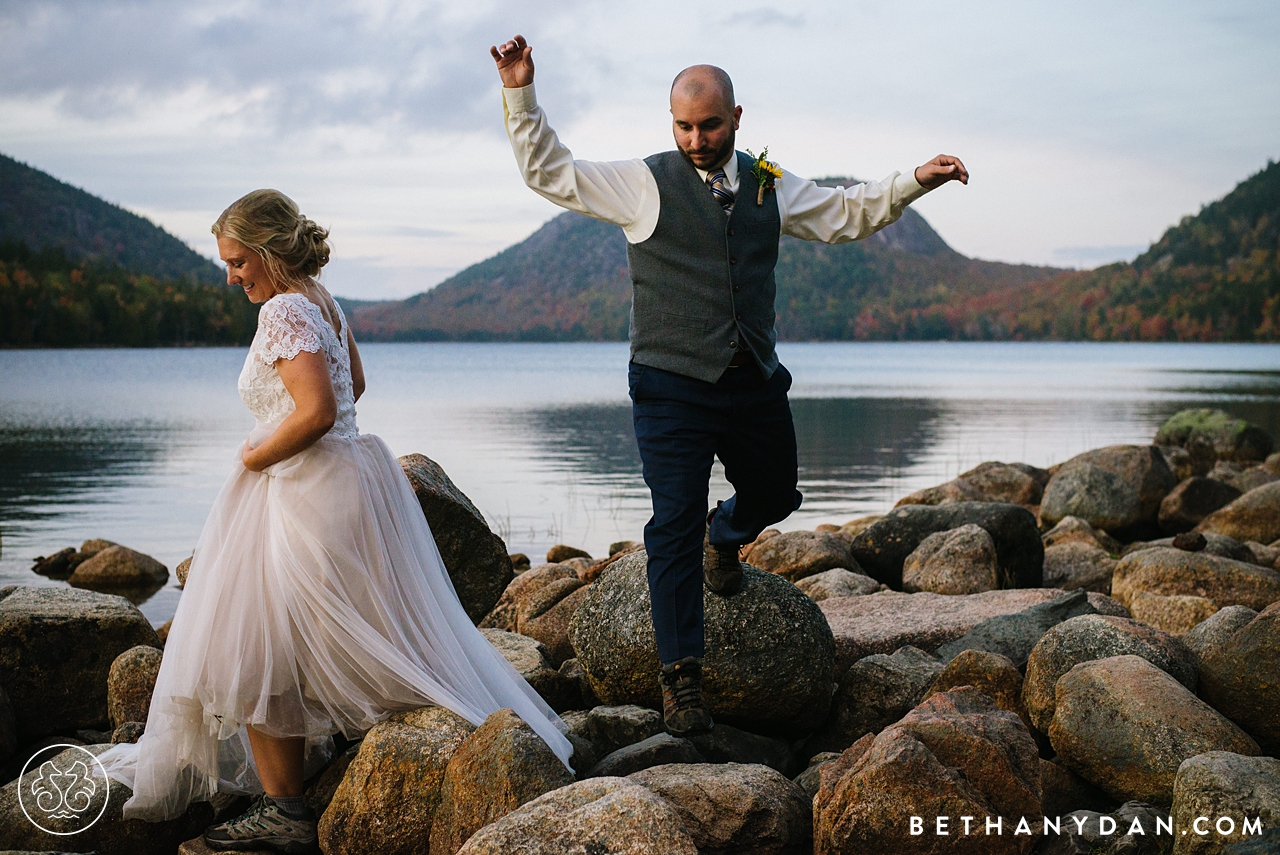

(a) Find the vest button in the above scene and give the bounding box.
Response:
[733,285,740,293]
[729,340,738,348]
[727,228,734,236]
[729,257,737,264]
[736,313,742,320]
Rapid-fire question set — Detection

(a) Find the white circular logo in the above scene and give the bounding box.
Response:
[17,743,110,835]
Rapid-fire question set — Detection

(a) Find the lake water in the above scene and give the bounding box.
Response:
[3,341,1279,626]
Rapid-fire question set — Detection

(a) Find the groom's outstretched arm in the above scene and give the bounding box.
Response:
[490,35,659,243]
[778,152,968,245]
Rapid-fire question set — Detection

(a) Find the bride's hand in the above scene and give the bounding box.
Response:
[242,353,335,473]
[241,439,267,472]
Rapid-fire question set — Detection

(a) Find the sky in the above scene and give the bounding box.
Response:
[1,1,1277,300]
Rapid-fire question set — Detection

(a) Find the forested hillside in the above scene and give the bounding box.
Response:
[352,161,1280,343]
[349,179,1061,341]
[913,159,1280,341]
[0,153,257,347]
[0,242,257,347]
[0,153,222,284]
[5,148,1275,347]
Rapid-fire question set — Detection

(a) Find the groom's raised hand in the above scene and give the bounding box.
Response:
[491,34,534,89]
[914,155,969,190]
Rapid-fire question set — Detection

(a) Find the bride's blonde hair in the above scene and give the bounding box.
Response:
[212,189,330,291]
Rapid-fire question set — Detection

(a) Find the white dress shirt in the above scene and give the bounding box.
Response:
[502,83,930,245]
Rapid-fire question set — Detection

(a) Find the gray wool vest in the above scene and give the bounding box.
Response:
[626,149,781,383]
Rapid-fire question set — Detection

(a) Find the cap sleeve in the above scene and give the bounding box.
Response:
[254,295,323,364]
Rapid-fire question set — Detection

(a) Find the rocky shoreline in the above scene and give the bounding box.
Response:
[1,406,1278,854]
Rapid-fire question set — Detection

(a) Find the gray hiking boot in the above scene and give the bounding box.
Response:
[203,794,319,854]
[659,656,714,736]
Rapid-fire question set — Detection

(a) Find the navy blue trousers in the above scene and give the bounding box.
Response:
[628,361,803,664]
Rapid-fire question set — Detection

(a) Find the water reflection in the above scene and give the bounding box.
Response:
[502,398,945,480]
[490,391,1280,534]
[0,424,173,526]
[793,397,943,473]
[494,397,949,529]
[0,423,190,620]
[506,404,641,480]
[2,342,1279,625]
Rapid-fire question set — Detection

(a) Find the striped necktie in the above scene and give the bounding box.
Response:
[707,169,734,215]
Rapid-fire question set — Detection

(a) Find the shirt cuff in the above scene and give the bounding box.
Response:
[893,170,929,204]
[503,84,538,114]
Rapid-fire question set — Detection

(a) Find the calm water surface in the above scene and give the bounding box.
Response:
[3,341,1279,625]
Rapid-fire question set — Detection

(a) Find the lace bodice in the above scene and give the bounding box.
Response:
[238,293,358,439]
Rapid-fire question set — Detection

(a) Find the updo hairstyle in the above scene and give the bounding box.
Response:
[211,189,330,290]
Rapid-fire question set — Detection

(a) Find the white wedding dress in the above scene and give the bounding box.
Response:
[98,292,571,821]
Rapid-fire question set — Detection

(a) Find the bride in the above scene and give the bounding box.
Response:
[97,189,571,853]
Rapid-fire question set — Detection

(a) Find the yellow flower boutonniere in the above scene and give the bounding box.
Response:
[746,147,783,205]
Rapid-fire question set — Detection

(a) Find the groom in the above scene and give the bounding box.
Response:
[491,34,967,735]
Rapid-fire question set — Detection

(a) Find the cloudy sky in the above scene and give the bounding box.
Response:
[2,1,1277,300]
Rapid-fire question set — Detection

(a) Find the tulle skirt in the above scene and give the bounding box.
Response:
[98,430,571,821]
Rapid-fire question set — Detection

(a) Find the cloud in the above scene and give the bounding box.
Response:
[382,225,458,238]
[0,1,593,135]
[1,0,1277,298]
[722,7,804,28]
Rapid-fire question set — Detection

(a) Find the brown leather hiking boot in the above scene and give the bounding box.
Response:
[659,656,714,736]
[704,508,744,596]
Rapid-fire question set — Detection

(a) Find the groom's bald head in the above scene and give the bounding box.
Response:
[670,65,735,114]
[669,65,741,170]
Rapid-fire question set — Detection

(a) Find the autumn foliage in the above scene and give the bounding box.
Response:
[825,160,1280,342]
[0,242,259,347]
[352,161,1279,344]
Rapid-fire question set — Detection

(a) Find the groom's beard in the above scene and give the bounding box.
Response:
[677,129,736,172]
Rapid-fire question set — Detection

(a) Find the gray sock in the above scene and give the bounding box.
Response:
[269,795,310,819]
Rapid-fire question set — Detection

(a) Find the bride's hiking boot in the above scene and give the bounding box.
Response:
[704,507,744,596]
[204,793,319,854]
[660,656,714,736]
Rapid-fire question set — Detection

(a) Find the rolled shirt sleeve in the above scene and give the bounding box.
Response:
[777,168,930,244]
[503,83,930,247]
[503,84,659,243]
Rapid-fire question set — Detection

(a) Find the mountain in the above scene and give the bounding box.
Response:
[351,163,1280,343]
[917,160,1280,341]
[8,147,1272,347]
[0,152,222,284]
[0,153,257,347]
[349,177,1062,342]
[0,240,259,347]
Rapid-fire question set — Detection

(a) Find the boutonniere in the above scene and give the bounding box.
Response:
[746,147,783,205]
